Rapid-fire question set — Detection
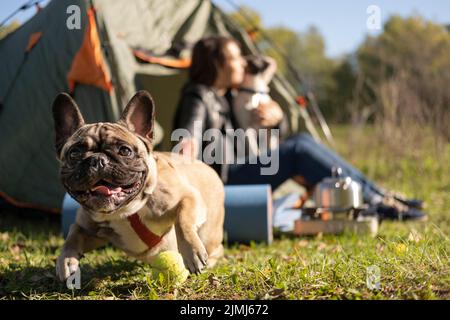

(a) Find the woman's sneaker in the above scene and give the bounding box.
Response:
[374,203,428,221]
[374,194,428,221]
[386,191,425,209]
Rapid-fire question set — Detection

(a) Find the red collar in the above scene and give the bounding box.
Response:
[127,213,162,249]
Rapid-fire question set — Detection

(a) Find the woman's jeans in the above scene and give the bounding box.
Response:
[226,133,385,204]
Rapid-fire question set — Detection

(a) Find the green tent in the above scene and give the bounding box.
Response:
[0,0,317,213]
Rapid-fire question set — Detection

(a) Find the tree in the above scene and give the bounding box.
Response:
[328,58,358,122]
[354,15,450,146]
[227,5,263,42]
[358,15,450,85]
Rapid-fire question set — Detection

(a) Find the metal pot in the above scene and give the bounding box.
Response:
[313,167,363,210]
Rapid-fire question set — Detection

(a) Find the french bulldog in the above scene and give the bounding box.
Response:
[53,90,225,281]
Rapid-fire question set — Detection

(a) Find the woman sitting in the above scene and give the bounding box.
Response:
[173,35,426,221]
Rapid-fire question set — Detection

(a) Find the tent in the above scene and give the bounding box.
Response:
[0,0,317,213]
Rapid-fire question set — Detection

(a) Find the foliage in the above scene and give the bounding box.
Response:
[353,15,450,151]
[226,7,450,136]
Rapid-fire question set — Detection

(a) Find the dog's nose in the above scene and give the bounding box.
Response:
[89,154,108,170]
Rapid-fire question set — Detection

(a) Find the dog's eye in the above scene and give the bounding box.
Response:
[68,147,82,160]
[118,146,133,157]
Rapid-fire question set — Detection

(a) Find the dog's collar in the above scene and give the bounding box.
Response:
[127,213,162,249]
[238,86,269,95]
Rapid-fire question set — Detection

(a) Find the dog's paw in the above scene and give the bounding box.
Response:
[183,247,208,275]
[56,254,80,282]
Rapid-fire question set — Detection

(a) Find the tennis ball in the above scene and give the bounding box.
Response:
[150,251,189,285]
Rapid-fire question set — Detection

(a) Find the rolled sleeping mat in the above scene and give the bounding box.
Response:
[61,193,79,239]
[61,184,273,244]
[223,184,272,244]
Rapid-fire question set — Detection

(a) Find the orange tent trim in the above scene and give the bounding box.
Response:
[25,32,42,52]
[0,191,60,214]
[67,7,112,93]
[133,49,191,69]
[295,95,308,108]
[247,28,258,42]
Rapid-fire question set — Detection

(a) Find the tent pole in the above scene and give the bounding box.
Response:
[0,0,45,27]
[306,92,336,148]
[89,0,123,121]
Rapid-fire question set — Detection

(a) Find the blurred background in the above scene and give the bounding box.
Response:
[2,0,449,151]
[216,1,450,152]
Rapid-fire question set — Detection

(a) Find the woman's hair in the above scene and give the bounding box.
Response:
[189,36,239,86]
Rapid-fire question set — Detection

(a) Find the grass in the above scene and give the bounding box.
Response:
[0,125,448,300]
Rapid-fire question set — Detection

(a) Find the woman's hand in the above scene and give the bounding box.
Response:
[252,100,284,128]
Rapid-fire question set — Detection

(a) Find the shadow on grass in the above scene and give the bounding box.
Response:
[0,205,61,238]
[0,255,147,299]
[1,206,150,298]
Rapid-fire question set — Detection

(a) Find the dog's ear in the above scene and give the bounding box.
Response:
[120,90,155,141]
[261,59,270,72]
[52,93,85,154]
[245,55,270,75]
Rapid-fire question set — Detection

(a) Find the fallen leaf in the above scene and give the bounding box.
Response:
[297,239,309,247]
[260,267,271,277]
[165,293,175,300]
[208,274,220,288]
[331,245,343,253]
[260,288,285,300]
[281,255,294,262]
[9,244,22,259]
[408,229,422,243]
[0,232,9,242]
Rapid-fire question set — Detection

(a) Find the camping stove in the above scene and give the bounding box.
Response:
[293,204,379,237]
[301,205,370,221]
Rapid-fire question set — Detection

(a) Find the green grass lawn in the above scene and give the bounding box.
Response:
[0,126,448,300]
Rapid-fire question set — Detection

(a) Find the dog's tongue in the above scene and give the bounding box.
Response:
[91,185,122,196]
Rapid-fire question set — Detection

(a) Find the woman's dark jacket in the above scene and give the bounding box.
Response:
[173,83,289,182]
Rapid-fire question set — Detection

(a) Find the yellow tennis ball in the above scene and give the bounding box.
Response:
[150,251,189,285]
